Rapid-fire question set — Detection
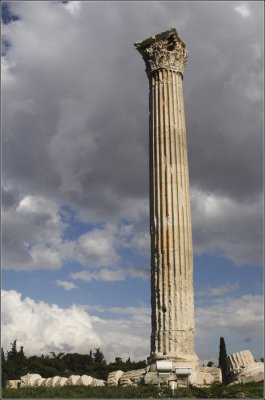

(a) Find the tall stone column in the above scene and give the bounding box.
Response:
[135,29,198,368]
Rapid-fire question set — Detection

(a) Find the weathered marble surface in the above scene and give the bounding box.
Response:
[200,367,222,383]
[6,379,22,389]
[135,28,198,369]
[106,370,124,386]
[119,368,147,386]
[227,350,255,372]
[227,350,264,384]
[19,373,42,387]
[188,371,214,387]
[7,373,106,388]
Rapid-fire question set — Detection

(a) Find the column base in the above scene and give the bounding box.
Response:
[148,352,199,372]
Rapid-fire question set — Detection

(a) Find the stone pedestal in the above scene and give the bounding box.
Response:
[135,28,198,371]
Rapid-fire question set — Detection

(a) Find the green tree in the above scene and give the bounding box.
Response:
[17,346,27,375]
[88,350,94,364]
[62,353,92,375]
[218,337,228,383]
[1,347,5,363]
[7,340,18,362]
[2,341,28,387]
[207,361,214,367]
[93,348,105,364]
[1,347,7,388]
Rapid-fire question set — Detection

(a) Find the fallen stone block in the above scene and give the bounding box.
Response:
[200,367,222,383]
[68,375,81,385]
[20,373,42,387]
[77,375,94,386]
[144,371,159,385]
[229,362,264,384]
[188,371,214,387]
[56,377,69,387]
[92,378,105,386]
[107,370,124,386]
[227,350,255,374]
[44,377,53,387]
[119,368,146,386]
[34,378,46,387]
[50,376,61,387]
[6,380,22,389]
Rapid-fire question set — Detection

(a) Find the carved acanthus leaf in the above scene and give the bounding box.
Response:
[135,29,188,77]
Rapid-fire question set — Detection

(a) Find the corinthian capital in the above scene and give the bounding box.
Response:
[134,28,188,78]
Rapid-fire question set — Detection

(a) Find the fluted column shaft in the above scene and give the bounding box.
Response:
[149,68,194,359]
[135,29,197,363]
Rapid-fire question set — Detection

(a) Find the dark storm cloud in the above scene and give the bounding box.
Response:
[181,1,263,202]
[2,187,20,210]
[2,1,263,265]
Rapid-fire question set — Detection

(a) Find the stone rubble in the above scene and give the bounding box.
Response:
[227,350,264,384]
[200,367,222,383]
[6,373,106,389]
[188,371,214,387]
[106,370,124,386]
[119,368,147,386]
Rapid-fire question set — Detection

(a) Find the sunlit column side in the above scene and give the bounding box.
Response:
[135,29,198,366]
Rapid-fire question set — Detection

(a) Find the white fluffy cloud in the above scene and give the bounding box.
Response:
[130,231,150,258]
[1,290,102,356]
[2,188,262,271]
[198,282,239,297]
[1,290,149,361]
[2,290,263,363]
[70,265,149,283]
[73,226,120,267]
[70,268,126,282]
[2,195,66,270]
[234,3,251,18]
[195,294,263,363]
[2,1,263,268]
[2,191,151,275]
[56,280,78,291]
[63,1,82,17]
[196,294,263,337]
[2,195,121,271]
[191,189,263,266]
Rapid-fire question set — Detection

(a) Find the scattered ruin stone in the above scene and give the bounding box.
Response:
[227,350,255,372]
[188,371,214,387]
[200,367,222,383]
[119,368,146,386]
[67,375,80,385]
[91,377,105,386]
[227,350,264,384]
[34,377,46,387]
[56,377,68,387]
[6,380,22,389]
[44,377,53,387]
[50,376,61,387]
[77,375,94,386]
[6,373,107,389]
[143,371,159,385]
[19,373,42,387]
[107,370,124,386]
[232,363,264,384]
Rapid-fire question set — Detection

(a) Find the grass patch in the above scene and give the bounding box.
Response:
[2,381,264,398]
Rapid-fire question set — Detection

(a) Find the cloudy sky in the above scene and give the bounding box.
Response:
[2,1,263,365]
